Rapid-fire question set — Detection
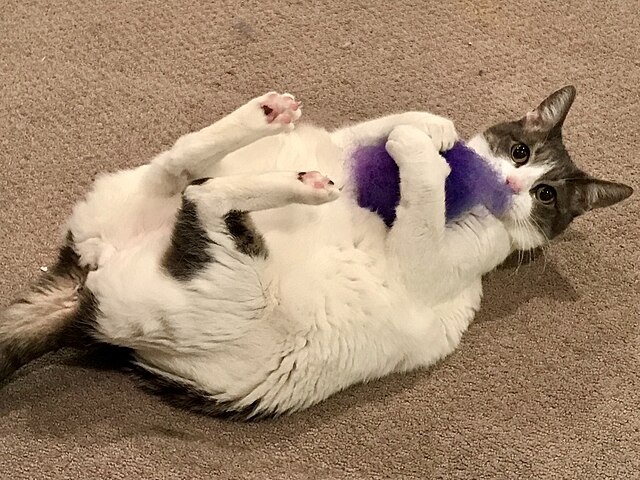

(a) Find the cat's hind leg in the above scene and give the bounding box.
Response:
[0,92,304,384]
[145,92,302,197]
[68,92,302,268]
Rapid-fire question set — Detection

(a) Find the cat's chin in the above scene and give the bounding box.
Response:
[500,215,547,251]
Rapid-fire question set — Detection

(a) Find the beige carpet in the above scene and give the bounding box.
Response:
[1,0,638,478]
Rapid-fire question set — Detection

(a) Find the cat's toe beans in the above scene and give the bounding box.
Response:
[294,171,339,204]
[298,171,334,189]
[259,92,302,127]
[280,113,292,125]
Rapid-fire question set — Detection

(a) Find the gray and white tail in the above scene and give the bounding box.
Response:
[0,234,90,382]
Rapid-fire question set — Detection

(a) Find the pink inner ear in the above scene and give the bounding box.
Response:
[524,110,545,130]
[525,111,539,121]
[526,110,541,122]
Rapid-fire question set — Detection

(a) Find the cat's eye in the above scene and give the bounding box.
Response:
[510,143,530,166]
[535,185,556,204]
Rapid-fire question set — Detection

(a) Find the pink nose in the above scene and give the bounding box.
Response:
[506,176,523,193]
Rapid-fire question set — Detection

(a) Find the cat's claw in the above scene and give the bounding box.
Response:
[258,92,302,129]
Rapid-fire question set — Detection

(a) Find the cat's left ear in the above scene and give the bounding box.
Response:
[569,178,633,214]
[523,85,576,132]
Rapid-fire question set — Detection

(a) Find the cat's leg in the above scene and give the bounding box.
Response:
[162,169,339,280]
[85,169,338,420]
[68,92,302,267]
[184,170,339,216]
[163,169,338,277]
[145,92,302,196]
[330,111,457,153]
[384,125,454,291]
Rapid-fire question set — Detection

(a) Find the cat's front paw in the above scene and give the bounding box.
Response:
[420,116,458,152]
[386,125,450,177]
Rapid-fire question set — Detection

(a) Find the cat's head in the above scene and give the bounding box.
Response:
[468,86,633,250]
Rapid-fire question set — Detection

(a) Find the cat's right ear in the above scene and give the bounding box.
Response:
[569,178,633,214]
[522,85,577,132]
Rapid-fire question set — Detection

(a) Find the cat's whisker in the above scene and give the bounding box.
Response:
[529,214,550,272]
[513,215,547,271]
[513,217,529,274]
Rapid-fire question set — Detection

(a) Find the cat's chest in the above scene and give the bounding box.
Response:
[416,279,484,352]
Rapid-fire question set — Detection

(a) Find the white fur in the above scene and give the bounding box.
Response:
[68,92,545,416]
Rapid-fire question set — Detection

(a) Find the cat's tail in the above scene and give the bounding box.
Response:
[0,233,90,382]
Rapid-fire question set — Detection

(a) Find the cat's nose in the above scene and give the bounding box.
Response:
[506,176,523,193]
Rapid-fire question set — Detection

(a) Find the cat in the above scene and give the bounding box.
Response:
[0,86,632,419]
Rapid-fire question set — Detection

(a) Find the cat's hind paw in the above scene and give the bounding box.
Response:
[258,92,302,129]
[295,171,340,204]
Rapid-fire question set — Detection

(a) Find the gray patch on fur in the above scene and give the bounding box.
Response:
[131,361,269,421]
[163,197,214,281]
[67,286,102,347]
[484,86,633,240]
[188,177,212,187]
[224,210,268,259]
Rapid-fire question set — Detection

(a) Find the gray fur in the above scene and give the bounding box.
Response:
[162,197,214,281]
[223,210,268,259]
[163,184,269,282]
[484,86,633,240]
[131,361,267,421]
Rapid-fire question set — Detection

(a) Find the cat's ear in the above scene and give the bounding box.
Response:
[569,178,633,214]
[523,85,576,132]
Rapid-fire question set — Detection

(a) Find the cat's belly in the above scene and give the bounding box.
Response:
[210,277,484,411]
[86,208,483,415]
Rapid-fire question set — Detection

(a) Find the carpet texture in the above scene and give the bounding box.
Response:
[1,1,638,478]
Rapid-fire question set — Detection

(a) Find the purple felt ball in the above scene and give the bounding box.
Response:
[351,141,513,227]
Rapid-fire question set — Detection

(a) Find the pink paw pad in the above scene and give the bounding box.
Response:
[298,171,335,189]
[261,92,301,125]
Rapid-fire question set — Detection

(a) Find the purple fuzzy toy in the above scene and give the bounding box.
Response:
[351,141,513,227]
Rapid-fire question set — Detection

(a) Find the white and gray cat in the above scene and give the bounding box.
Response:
[0,86,632,418]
